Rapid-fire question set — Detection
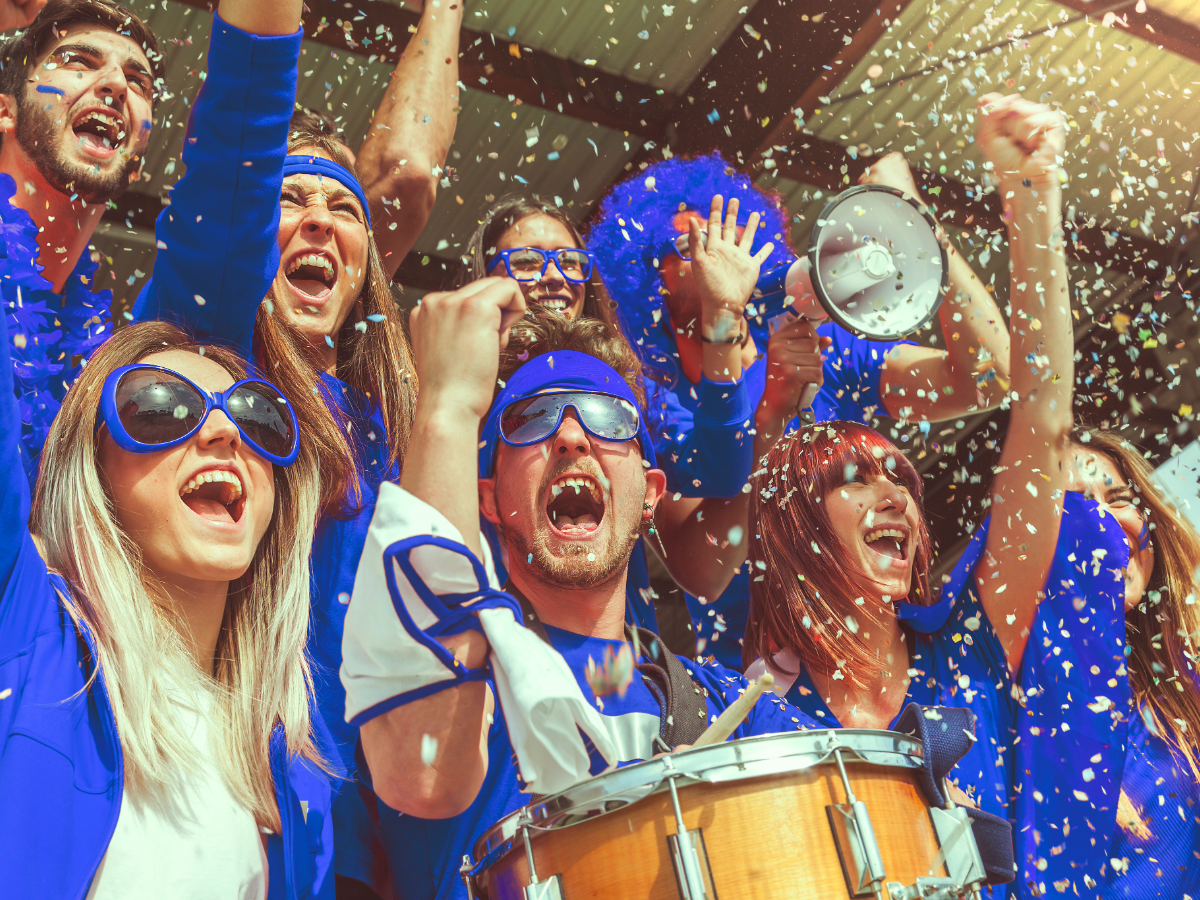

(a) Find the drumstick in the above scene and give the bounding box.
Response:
[692,673,774,748]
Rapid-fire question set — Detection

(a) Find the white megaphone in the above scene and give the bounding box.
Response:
[757,184,948,409]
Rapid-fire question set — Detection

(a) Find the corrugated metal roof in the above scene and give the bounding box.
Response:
[803,0,1200,246]
[464,0,748,93]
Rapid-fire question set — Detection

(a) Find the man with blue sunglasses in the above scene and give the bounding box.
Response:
[340,278,824,900]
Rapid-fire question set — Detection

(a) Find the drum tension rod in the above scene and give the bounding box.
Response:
[662,756,710,900]
[832,744,888,900]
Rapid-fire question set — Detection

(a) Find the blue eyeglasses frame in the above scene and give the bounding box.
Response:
[98,364,301,467]
[485,247,596,283]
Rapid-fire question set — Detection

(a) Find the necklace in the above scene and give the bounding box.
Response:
[0,173,113,478]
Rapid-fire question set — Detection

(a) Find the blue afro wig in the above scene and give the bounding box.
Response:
[584,153,794,383]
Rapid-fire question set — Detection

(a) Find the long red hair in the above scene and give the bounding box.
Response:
[744,422,934,681]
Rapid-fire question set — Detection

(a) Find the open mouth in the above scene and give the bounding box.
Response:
[180,468,246,525]
[545,473,605,536]
[863,527,909,564]
[285,251,337,303]
[71,107,126,156]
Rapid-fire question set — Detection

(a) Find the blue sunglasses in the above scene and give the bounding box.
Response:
[99,364,300,466]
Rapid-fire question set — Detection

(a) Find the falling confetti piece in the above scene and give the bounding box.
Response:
[585,642,635,698]
[420,734,438,766]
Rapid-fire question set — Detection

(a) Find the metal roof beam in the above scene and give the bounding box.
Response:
[669,0,911,161]
[169,0,677,139]
[1051,0,1200,66]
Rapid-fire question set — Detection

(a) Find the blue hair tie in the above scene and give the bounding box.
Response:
[282,154,372,228]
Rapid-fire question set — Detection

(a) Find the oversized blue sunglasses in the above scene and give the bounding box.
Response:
[486,247,595,283]
[500,391,641,449]
[99,364,300,466]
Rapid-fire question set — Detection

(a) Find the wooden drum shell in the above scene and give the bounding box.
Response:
[479,759,945,900]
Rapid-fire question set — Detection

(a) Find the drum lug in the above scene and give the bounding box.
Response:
[520,817,565,900]
[523,875,564,900]
[929,806,987,890]
[885,876,972,900]
[460,854,478,900]
[827,744,888,900]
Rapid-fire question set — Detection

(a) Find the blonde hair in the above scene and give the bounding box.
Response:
[31,321,326,832]
[1072,428,1200,784]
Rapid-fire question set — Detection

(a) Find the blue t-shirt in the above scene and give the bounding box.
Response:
[368,624,819,900]
[776,543,1016,842]
[1014,493,1200,899]
[686,321,903,669]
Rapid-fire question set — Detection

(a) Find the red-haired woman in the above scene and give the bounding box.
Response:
[747,94,1200,897]
[746,91,1071,867]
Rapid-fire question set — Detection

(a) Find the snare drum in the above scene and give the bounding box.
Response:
[462,729,988,900]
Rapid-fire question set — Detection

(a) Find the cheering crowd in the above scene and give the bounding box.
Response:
[0,0,1197,898]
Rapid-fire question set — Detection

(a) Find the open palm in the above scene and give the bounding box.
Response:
[690,194,775,329]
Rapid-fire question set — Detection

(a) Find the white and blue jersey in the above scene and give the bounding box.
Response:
[366,624,818,900]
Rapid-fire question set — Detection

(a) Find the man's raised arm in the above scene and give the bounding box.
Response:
[347,277,526,818]
[357,0,462,280]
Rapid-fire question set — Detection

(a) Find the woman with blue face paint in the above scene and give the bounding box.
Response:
[128,0,416,895]
[0,311,335,897]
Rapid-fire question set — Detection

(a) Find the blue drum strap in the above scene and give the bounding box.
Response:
[893,702,1015,886]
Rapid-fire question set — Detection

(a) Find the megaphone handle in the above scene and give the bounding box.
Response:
[798,383,819,412]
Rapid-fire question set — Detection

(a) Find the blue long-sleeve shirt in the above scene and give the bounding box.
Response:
[131,13,297,357]
[686,321,905,669]
[0,228,331,900]
[1014,493,1200,899]
[128,15,394,888]
[647,374,753,498]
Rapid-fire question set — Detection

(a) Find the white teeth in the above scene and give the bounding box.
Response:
[550,475,598,497]
[180,469,244,500]
[287,253,335,275]
[864,528,905,544]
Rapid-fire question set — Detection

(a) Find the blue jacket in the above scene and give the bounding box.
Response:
[0,281,332,898]
[129,13,389,888]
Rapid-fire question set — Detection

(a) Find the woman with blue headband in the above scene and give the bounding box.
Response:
[128,0,415,895]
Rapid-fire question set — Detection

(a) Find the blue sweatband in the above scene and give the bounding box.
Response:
[479,351,656,477]
[282,154,372,227]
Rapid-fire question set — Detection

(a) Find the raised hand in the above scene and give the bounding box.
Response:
[408,276,527,424]
[0,0,44,31]
[976,92,1066,192]
[689,195,775,342]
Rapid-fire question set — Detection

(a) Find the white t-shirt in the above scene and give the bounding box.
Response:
[87,688,268,900]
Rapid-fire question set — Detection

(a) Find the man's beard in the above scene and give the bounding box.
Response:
[14,92,137,204]
[496,506,642,590]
